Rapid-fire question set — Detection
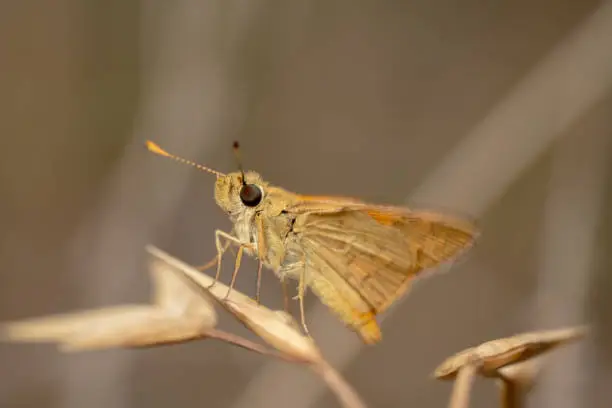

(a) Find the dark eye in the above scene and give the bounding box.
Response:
[239,184,263,207]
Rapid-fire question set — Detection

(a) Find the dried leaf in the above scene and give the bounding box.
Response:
[434,325,589,382]
[147,246,323,363]
[224,300,321,363]
[146,245,255,304]
[2,253,217,351]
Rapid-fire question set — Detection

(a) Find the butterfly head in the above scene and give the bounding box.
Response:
[145,140,271,217]
[214,170,268,216]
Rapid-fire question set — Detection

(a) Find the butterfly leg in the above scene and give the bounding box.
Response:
[196,239,231,273]
[208,230,247,291]
[255,260,263,305]
[297,266,312,338]
[224,244,245,300]
[280,277,291,315]
[253,213,267,306]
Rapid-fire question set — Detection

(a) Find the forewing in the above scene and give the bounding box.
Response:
[297,211,416,313]
[365,208,479,272]
[292,203,478,304]
[286,197,479,271]
[282,199,478,342]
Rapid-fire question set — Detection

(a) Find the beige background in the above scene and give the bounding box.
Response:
[0,1,610,408]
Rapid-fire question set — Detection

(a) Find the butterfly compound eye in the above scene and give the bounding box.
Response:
[239,184,263,207]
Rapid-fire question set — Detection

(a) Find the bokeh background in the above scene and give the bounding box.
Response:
[1,1,611,407]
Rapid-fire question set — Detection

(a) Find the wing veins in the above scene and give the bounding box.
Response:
[304,243,378,315]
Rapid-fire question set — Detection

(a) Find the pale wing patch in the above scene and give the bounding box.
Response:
[401,214,477,270]
[295,211,418,314]
[292,210,478,312]
[279,208,478,342]
[366,209,479,271]
[305,266,382,344]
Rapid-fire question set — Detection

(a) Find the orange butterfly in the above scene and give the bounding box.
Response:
[147,140,478,344]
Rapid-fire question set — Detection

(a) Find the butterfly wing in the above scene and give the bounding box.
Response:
[281,201,478,343]
[364,207,479,273]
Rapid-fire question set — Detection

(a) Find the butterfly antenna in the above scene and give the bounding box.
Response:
[233,141,247,185]
[146,140,225,177]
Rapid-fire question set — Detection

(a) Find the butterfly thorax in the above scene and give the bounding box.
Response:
[227,200,298,276]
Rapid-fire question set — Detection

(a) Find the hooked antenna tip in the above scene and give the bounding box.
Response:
[146,140,171,157]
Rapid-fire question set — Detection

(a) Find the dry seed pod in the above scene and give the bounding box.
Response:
[3,246,365,408]
[223,300,322,363]
[148,246,322,363]
[1,255,218,351]
[434,325,589,381]
[435,326,589,408]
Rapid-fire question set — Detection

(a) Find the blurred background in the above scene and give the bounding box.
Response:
[1,1,611,407]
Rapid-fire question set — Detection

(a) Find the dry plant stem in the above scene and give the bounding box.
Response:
[311,360,368,408]
[449,363,478,408]
[130,327,306,364]
[207,315,366,408]
[499,379,522,408]
[3,247,368,408]
[205,329,304,363]
[156,249,366,407]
